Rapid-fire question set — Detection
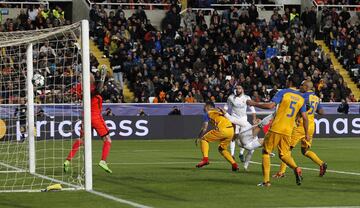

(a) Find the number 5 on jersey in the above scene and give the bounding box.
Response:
[287,101,297,117]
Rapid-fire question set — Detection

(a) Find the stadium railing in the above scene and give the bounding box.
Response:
[180,3,285,25]
[0,1,49,9]
[210,3,284,11]
[0,1,49,23]
[86,1,178,10]
[312,0,360,22]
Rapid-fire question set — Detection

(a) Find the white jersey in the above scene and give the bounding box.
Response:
[225,94,256,119]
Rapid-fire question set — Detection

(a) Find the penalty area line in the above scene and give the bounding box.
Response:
[87,189,153,208]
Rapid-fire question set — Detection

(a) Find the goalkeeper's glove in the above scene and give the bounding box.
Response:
[100,65,107,81]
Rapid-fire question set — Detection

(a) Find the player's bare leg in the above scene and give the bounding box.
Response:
[98,135,112,173]
[64,138,84,173]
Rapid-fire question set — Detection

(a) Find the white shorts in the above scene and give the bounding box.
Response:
[237,130,262,151]
[243,136,262,150]
[234,117,251,134]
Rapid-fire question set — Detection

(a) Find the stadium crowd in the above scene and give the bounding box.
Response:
[90,2,358,103]
[320,7,360,102]
[0,4,124,104]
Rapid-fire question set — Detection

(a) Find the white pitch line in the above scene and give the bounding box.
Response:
[108,161,360,176]
[88,190,153,208]
[0,162,153,208]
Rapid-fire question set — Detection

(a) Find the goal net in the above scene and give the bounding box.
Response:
[0,20,92,192]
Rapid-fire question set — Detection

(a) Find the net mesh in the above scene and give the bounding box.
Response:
[0,22,85,191]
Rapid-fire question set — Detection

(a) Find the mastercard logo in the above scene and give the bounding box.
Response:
[0,119,6,139]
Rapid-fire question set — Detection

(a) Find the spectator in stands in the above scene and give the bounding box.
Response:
[52,6,65,21]
[161,4,181,32]
[183,8,196,31]
[337,99,349,114]
[104,107,115,116]
[137,109,148,116]
[88,2,355,104]
[168,106,182,115]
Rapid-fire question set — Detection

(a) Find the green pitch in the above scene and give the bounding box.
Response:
[1,138,360,208]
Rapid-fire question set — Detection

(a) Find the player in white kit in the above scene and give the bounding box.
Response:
[224,85,257,167]
[218,107,274,170]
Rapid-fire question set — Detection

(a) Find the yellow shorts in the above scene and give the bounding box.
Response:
[263,131,292,157]
[291,126,315,148]
[202,127,234,150]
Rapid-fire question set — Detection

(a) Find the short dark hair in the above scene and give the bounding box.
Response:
[205,101,215,108]
[288,75,301,88]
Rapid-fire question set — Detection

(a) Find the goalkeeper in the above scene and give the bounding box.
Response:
[64,66,112,173]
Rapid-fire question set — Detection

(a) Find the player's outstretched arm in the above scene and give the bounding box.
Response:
[247,100,276,109]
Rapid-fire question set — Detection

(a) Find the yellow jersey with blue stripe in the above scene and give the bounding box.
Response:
[270,88,306,136]
[203,109,233,130]
[298,91,322,131]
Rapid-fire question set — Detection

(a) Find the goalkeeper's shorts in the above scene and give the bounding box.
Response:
[81,116,109,138]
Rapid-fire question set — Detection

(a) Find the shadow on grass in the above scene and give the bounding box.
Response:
[98,176,188,202]
[0,201,31,208]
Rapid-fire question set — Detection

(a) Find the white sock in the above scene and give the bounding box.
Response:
[230,140,236,156]
[239,147,245,155]
[244,149,255,169]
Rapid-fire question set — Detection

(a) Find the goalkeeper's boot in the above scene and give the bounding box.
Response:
[257,181,271,187]
[99,160,112,173]
[196,158,209,168]
[239,154,245,163]
[272,172,285,178]
[269,152,276,158]
[63,160,70,173]
[294,167,303,186]
[319,162,327,177]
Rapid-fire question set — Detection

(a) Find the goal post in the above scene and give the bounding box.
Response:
[26,43,35,174]
[0,20,92,192]
[81,20,93,191]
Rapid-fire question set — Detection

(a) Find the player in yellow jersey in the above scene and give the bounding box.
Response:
[273,80,327,178]
[196,101,239,171]
[248,77,309,186]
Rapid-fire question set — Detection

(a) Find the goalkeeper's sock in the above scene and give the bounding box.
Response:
[101,140,111,161]
[66,139,83,161]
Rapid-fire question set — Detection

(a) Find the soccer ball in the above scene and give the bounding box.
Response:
[32,73,45,87]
